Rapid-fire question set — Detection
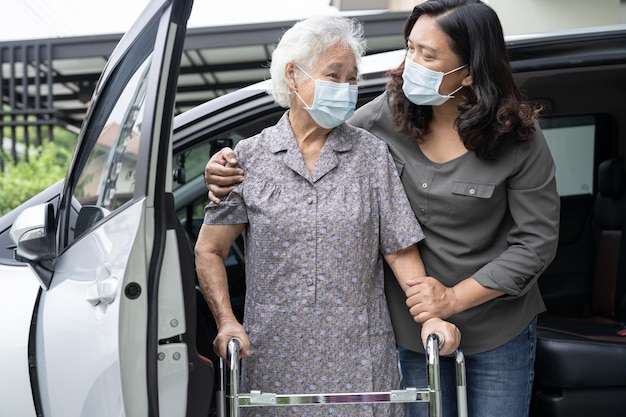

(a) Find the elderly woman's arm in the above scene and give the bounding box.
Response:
[195,222,248,360]
[384,245,461,355]
[383,245,425,291]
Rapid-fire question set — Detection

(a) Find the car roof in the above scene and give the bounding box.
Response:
[174,23,626,135]
[507,24,626,70]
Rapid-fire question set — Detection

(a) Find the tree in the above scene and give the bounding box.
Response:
[0,142,73,216]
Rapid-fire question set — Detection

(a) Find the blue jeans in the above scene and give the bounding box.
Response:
[398,318,537,417]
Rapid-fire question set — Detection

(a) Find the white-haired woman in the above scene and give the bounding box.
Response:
[195,15,460,417]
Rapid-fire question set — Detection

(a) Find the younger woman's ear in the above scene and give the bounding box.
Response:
[462,69,473,86]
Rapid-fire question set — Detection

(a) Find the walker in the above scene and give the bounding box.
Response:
[217,334,468,417]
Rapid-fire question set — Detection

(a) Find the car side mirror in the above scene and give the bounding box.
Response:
[9,203,56,289]
[74,205,109,240]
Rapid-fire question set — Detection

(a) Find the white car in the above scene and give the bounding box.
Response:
[1,0,626,415]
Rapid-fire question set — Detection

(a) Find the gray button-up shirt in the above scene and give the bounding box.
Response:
[349,92,560,355]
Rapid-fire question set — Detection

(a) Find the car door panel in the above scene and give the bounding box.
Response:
[37,199,143,416]
[30,0,200,416]
[0,264,40,417]
[155,229,188,417]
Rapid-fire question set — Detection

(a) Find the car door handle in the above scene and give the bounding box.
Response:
[86,264,118,306]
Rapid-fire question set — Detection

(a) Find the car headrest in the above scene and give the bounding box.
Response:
[598,157,625,199]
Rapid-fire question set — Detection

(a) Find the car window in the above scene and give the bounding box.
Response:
[62,18,159,246]
[173,112,281,239]
[541,115,598,197]
[73,60,150,209]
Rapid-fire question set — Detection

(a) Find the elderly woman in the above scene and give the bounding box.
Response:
[194,15,460,417]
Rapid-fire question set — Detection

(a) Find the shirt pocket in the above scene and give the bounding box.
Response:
[451,180,495,199]
[448,180,498,222]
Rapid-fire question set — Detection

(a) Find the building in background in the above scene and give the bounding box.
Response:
[334,0,626,35]
[2,0,626,167]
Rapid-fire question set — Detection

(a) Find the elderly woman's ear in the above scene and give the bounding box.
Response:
[285,62,298,91]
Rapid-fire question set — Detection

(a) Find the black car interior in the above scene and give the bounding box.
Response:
[532,156,626,416]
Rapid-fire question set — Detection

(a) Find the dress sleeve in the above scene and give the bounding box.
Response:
[374,137,425,254]
[473,126,560,296]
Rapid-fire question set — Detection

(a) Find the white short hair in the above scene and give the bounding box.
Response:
[268,15,366,108]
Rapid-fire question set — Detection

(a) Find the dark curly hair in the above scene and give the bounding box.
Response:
[388,0,540,160]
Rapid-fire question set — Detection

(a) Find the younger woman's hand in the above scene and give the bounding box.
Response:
[204,147,243,203]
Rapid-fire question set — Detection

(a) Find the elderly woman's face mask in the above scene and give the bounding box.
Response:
[294,65,358,129]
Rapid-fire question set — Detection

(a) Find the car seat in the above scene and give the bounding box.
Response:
[532,157,626,417]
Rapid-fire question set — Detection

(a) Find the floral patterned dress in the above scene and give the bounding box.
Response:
[204,113,424,417]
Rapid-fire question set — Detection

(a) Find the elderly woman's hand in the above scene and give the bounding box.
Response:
[420,317,461,356]
[213,319,250,361]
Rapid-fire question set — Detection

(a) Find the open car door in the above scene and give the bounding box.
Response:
[9,1,213,416]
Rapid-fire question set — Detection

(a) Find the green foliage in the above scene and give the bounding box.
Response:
[0,142,73,216]
[48,127,78,151]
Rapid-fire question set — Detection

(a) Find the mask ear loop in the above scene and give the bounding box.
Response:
[443,64,468,98]
[443,64,468,76]
[446,84,464,98]
[292,64,315,109]
[295,64,315,81]
[293,90,313,110]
